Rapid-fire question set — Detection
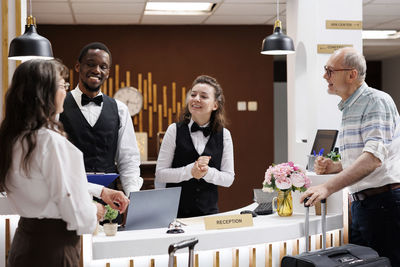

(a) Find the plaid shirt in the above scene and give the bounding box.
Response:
[338,82,400,193]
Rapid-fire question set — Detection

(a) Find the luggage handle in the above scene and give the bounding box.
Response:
[321,248,357,257]
[168,238,199,267]
[304,198,327,252]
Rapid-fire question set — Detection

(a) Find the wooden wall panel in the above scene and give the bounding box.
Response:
[40,25,274,212]
[2,0,9,116]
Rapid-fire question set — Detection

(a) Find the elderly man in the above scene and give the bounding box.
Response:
[300,47,400,266]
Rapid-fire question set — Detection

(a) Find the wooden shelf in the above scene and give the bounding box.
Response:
[140,162,156,190]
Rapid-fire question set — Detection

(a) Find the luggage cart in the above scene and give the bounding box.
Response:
[168,238,199,267]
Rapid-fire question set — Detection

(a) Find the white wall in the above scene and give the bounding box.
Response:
[286,0,362,167]
[382,56,400,109]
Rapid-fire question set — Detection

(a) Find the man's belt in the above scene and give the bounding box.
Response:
[350,183,400,202]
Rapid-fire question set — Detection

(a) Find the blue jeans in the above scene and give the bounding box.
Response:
[350,188,400,267]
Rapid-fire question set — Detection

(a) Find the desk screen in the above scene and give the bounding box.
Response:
[310,129,339,156]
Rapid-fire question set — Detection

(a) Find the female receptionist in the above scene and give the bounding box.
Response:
[155,75,235,218]
[0,59,105,266]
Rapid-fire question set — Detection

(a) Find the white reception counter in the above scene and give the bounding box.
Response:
[88,203,343,259]
[1,173,346,267]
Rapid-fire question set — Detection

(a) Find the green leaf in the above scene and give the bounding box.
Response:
[325,151,341,161]
[104,205,118,223]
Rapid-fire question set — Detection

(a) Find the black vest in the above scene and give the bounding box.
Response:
[59,92,119,173]
[167,122,223,218]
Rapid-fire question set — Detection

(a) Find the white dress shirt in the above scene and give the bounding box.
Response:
[6,128,97,235]
[155,120,235,188]
[70,87,143,194]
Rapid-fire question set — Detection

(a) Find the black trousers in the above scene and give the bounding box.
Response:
[350,188,400,267]
[7,217,80,267]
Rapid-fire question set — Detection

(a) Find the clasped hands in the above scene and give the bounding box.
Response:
[191,156,211,179]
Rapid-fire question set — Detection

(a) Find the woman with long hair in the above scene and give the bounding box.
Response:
[0,59,103,266]
[155,75,235,218]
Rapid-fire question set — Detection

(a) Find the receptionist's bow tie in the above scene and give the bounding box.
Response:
[190,122,211,137]
[81,94,103,106]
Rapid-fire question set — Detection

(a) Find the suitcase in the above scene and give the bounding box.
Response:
[281,199,391,267]
[168,237,199,267]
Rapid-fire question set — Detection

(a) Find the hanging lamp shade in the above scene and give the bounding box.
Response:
[261,20,295,55]
[8,16,53,61]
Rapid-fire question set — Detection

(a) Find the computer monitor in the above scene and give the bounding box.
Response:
[310,129,339,156]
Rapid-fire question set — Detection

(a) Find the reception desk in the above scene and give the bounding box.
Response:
[1,173,347,267]
[84,173,346,267]
[83,204,343,267]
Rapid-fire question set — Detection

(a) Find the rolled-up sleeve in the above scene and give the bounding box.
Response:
[361,97,399,163]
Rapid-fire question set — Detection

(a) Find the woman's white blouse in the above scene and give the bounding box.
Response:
[155,120,235,188]
[6,128,97,235]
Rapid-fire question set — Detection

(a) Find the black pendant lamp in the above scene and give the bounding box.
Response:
[8,0,53,61]
[261,0,295,55]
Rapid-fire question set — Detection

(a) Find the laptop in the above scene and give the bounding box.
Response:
[119,187,181,231]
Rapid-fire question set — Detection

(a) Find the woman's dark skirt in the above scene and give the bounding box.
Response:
[7,217,80,267]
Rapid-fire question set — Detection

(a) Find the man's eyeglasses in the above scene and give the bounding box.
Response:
[60,82,70,91]
[324,65,354,78]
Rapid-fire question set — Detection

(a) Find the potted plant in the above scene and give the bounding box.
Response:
[326,150,341,162]
[103,205,119,236]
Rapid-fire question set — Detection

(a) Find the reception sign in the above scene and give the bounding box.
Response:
[204,214,253,230]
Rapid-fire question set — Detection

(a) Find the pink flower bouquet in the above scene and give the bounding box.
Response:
[263,162,311,193]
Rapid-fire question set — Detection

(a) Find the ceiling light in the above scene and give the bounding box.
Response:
[145,2,214,15]
[261,0,295,55]
[362,30,399,39]
[8,0,53,61]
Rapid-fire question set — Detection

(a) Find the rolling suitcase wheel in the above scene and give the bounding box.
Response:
[168,238,199,267]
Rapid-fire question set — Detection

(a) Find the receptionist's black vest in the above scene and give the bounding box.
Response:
[59,92,119,173]
[167,122,223,218]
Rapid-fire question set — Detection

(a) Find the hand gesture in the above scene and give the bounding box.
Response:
[95,202,106,221]
[314,156,333,174]
[300,184,330,207]
[100,187,130,214]
[191,156,211,179]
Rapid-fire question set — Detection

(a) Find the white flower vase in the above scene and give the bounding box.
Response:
[103,223,118,236]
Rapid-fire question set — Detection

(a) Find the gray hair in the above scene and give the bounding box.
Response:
[341,49,367,82]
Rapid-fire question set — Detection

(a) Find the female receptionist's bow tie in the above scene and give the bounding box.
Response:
[81,94,103,106]
[191,122,211,137]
